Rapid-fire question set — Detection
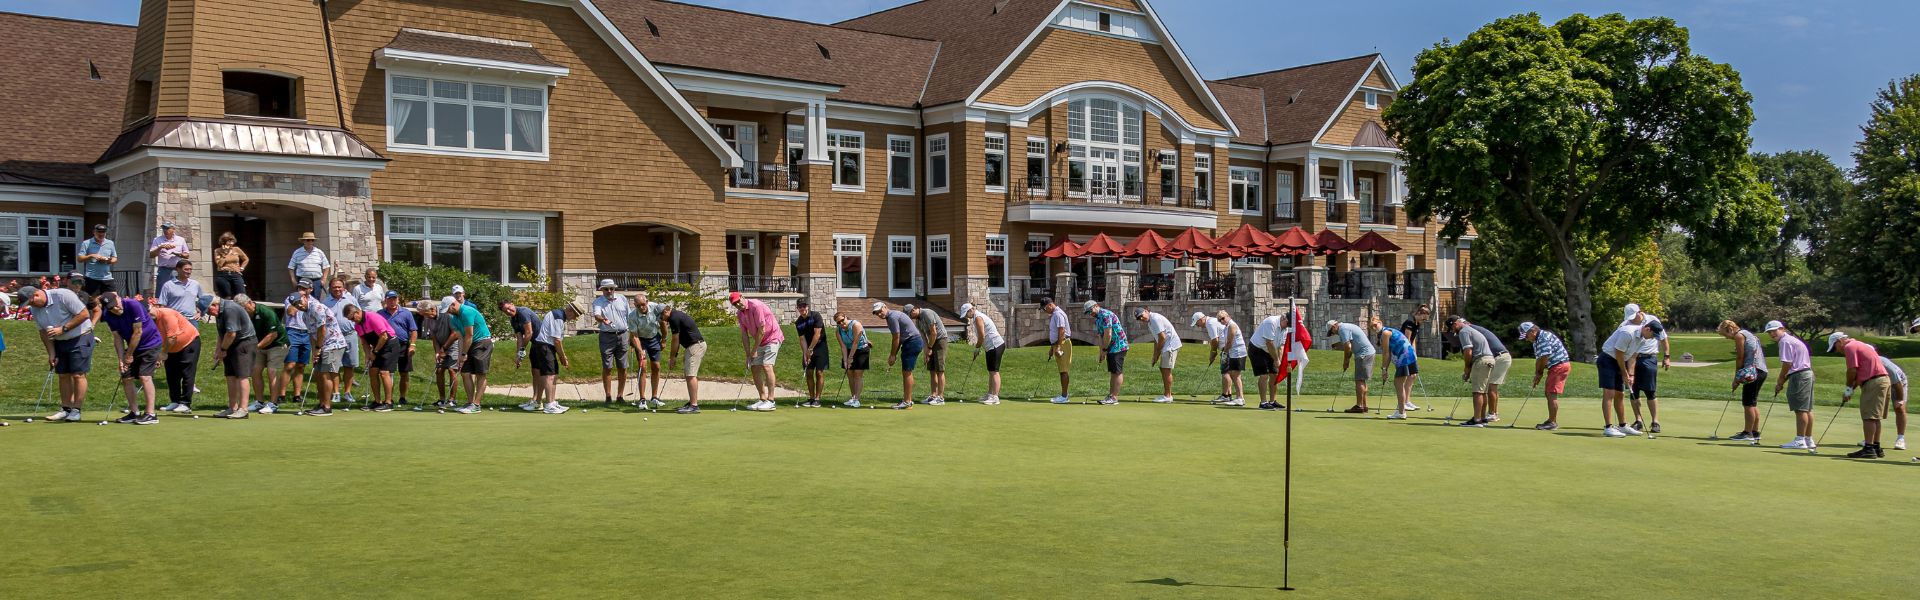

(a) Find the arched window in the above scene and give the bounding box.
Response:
[1065,97,1143,201]
[223,71,300,119]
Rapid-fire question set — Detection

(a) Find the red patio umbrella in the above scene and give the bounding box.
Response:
[1213,223,1278,253]
[1314,229,1352,255]
[1040,238,1087,258]
[1119,230,1173,258]
[1348,231,1403,253]
[1270,226,1320,253]
[1081,232,1127,256]
[1164,227,1218,259]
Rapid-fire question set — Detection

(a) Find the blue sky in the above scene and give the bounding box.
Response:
[11,0,1916,165]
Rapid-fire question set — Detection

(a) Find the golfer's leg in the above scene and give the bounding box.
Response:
[1162,368,1174,397]
[1647,397,1659,426]
[1546,394,1560,423]
[1356,380,1368,410]
[142,377,157,414]
[1487,385,1499,415]
[123,378,138,413]
[1630,396,1643,422]
[74,375,87,409]
[1059,372,1070,396]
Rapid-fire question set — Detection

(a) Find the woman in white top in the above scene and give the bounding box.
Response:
[959,303,1006,405]
[1199,310,1248,406]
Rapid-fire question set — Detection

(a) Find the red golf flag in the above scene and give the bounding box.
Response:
[1276,309,1312,383]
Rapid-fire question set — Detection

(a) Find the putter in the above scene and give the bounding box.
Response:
[32,368,55,415]
[1810,398,1849,455]
[1416,374,1434,411]
[1709,389,1735,440]
[1443,390,1466,424]
[1508,386,1533,428]
[1758,391,1780,441]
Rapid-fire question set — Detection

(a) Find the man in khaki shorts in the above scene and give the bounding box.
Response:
[1464,319,1513,421]
[1830,332,1891,458]
[664,304,708,414]
[1043,297,1073,404]
[1448,316,1498,427]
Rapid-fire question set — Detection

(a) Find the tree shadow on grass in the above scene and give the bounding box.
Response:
[1130,577,1281,590]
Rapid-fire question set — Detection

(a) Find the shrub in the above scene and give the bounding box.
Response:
[512,266,574,312]
[638,279,731,327]
[378,261,513,334]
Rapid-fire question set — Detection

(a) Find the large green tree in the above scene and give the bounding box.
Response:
[1385,13,1780,359]
[1830,75,1920,324]
[1751,150,1849,276]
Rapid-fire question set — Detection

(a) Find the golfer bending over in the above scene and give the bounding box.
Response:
[529,303,581,414]
[1597,314,1645,437]
[960,303,1005,405]
[1247,313,1287,411]
[1830,332,1891,459]
[732,292,784,412]
[147,301,200,417]
[664,304,707,414]
[1043,297,1072,404]
[1137,307,1180,404]
[1518,322,1571,430]
[875,302,922,410]
[1087,300,1128,406]
[209,295,257,419]
[911,304,949,405]
[1198,311,1246,407]
[794,299,828,408]
[99,292,162,425]
[21,285,94,422]
[1373,316,1417,420]
[1721,320,1767,441]
[1327,319,1376,414]
[835,311,871,408]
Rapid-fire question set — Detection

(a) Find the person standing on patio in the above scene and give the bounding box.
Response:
[156,260,203,319]
[77,224,118,298]
[732,292,784,412]
[1327,319,1377,414]
[286,232,331,290]
[1044,297,1072,404]
[1198,311,1246,407]
[876,302,922,410]
[211,232,247,299]
[148,222,189,293]
[960,303,1005,405]
[1137,307,1180,404]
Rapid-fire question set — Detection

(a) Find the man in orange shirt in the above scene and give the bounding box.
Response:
[148,300,203,411]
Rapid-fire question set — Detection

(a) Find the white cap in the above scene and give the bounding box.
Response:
[1827,331,1849,352]
[1517,322,1536,337]
[1325,319,1340,331]
[451,284,466,295]
[440,296,457,313]
[1623,303,1640,321]
[959,303,974,318]
[871,301,887,314]
[1189,312,1206,326]
[1082,300,1099,313]
[598,279,617,290]
[1762,320,1785,333]
[1909,317,1920,333]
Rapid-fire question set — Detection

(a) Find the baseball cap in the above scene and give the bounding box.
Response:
[1623,303,1641,321]
[1762,320,1784,333]
[1134,307,1149,318]
[959,303,974,318]
[1827,331,1849,352]
[384,290,400,299]
[161,222,175,229]
[796,298,810,307]
[598,279,617,290]
[903,304,917,313]
[1189,312,1206,326]
[1081,300,1098,313]
[92,223,107,232]
[1325,319,1340,331]
[1517,322,1536,337]
[1909,317,1920,334]
[296,279,315,289]
[727,291,743,304]
[1643,320,1665,336]
[871,301,887,313]
[451,284,466,295]
[15,285,38,300]
[441,296,458,313]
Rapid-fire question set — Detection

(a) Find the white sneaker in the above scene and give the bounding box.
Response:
[62,410,83,422]
[980,395,1001,405]
[1619,424,1642,436]
[1603,425,1626,438]
[46,408,71,421]
[260,402,277,415]
[1152,396,1174,403]
[925,397,946,406]
[542,402,570,414]
[454,404,481,414]
[1211,395,1231,404]
[749,400,776,412]
[1780,437,1810,449]
[1098,396,1119,405]
[1051,396,1071,404]
[519,400,539,412]
[1402,402,1421,411]
[159,402,180,412]
[647,398,667,409]
[1387,412,1407,420]
[1485,413,1500,423]
[246,401,263,413]
[1223,398,1246,407]
[843,398,862,408]
[1896,436,1908,451]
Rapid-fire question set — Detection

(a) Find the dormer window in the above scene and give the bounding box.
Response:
[223,71,301,120]
[1056,3,1155,41]
[1097,12,1111,32]
[1364,91,1379,110]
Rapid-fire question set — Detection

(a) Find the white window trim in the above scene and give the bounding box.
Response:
[926,234,951,295]
[1275,171,1296,219]
[985,234,1010,293]
[1025,136,1049,193]
[0,212,83,276]
[710,119,759,186]
[1229,166,1262,215]
[1194,153,1213,203]
[383,210,547,287]
[927,133,951,195]
[886,134,915,196]
[828,129,865,193]
[1025,233,1050,289]
[382,71,551,162]
[887,235,917,297]
[833,234,867,297]
[1364,91,1380,110]
[984,132,1008,193]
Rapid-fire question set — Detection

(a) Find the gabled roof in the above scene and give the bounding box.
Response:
[1216,54,1380,146]
[0,11,134,190]
[836,0,1060,107]
[1207,81,1267,145]
[599,0,940,108]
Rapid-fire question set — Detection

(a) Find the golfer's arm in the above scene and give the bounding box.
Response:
[1535,356,1547,379]
[258,330,277,349]
[373,333,388,353]
[219,331,236,353]
[62,311,88,332]
[130,323,146,352]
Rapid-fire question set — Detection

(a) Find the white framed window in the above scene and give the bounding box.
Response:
[1364,91,1379,109]
[834,234,866,296]
[1437,242,1459,288]
[385,211,545,285]
[787,234,800,273]
[1230,167,1262,214]
[1194,154,1213,204]
[984,133,1008,192]
[785,125,806,169]
[1275,171,1296,219]
[829,130,864,191]
[1358,178,1377,222]
[1025,235,1050,289]
[0,214,81,275]
[386,73,547,160]
[887,235,917,296]
[927,133,950,194]
[985,235,1009,292]
[886,135,914,195]
[1065,97,1143,200]
[1319,176,1338,199]
[1025,138,1049,192]
[927,235,950,295]
[1158,150,1177,203]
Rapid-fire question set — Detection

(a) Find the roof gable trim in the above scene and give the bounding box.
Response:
[565,0,744,169]
[1308,55,1397,148]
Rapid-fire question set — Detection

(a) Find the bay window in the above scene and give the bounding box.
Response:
[1065,97,1143,201]
[386,212,544,285]
[387,74,546,159]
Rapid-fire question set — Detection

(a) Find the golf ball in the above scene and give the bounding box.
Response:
[643,418,649,422]
[2,422,10,427]
[193,415,200,420]
[25,418,34,423]
[99,421,108,425]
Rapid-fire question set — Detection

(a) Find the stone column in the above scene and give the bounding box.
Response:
[1052,271,1075,303]
[1172,266,1198,300]
[1358,267,1388,302]
[802,273,837,317]
[697,271,729,299]
[1294,266,1328,302]
[1105,269,1138,308]
[1403,269,1435,303]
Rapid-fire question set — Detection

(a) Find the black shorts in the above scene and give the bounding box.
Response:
[368,341,403,372]
[53,335,96,374]
[984,345,1005,372]
[1220,355,1246,374]
[803,344,830,371]
[395,346,415,374]
[530,342,560,376]
[1395,360,1420,378]
[82,278,114,297]
[1632,354,1659,396]
[122,344,161,379]
[463,339,494,375]
[1739,374,1767,407]
[223,340,257,377]
[1597,354,1624,391]
[1249,347,1277,376]
[636,335,664,362]
[846,347,871,371]
[1105,349,1127,374]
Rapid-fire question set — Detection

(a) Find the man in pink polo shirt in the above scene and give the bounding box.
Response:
[731,292,784,412]
[1829,332,1891,459]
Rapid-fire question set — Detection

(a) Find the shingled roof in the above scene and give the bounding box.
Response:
[1206,81,1268,145]
[0,12,134,190]
[599,0,940,108]
[836,0,1061,107]
[1215,54,1381,146]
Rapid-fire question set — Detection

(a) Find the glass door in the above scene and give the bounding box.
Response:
[1087,148,1120,203]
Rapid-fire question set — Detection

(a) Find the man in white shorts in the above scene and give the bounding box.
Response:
[1136,307,1181,403]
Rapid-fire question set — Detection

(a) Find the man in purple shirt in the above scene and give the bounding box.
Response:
[100,292,164,425]
[1766,321,1816,449]
[730,292,784,412]
[1829,332,1890,458]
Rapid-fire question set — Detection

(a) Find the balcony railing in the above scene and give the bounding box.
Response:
[730,274,801,294]
[594,272,695,291]
[728,161,806,193]
[1014,176,1213,212]
[1272,273,1299,299]
[1327,201,1348,223]
[1139,273,1176,301]
[1189,274,1235,300]
[1023,276,1050,303]
[1329,271,1367,299]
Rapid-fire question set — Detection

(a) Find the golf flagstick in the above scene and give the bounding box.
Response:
[1281,297,1296,592]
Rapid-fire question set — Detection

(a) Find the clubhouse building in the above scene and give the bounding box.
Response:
[0,0,1472,343]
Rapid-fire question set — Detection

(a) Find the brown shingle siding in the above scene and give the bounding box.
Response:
[978,27,1226,132]
[1216,54,1378,146]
